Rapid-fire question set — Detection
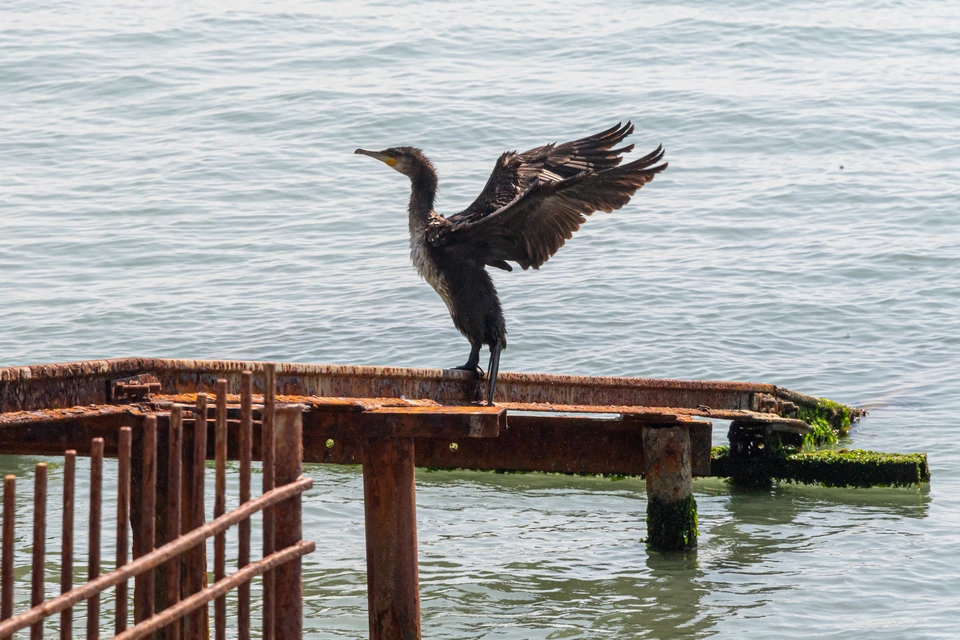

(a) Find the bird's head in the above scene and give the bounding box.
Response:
[354,146,434,178]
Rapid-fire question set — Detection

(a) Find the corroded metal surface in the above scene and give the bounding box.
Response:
[0,360,839,482]
[0,478,313,638]
[0,403,144,426]
[274,406,306,639]
[319,416,714,478]
[362,436,421,640]
[0,358,844,421]
[643,426,693,503]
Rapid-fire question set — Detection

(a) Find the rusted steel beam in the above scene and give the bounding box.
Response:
[0,358,841,420]
[214,381,228,640]
[0,410,139,456]
[0,478,313,639]
[317,416,714,477]
[306,404,504,438]
[30,463,47,640]
[113,541,315,640]
[116,428,132,635]
[1,476,14,622]
[643,425,697,551]
[274,406,304,639]
[0,400,506,456]
[0,395,805,442]
[261,364,276,640]
[60,450,76,640]
[0,404,144,426]
[164,407,182,640]
[88,438,104,639]
[151,392,804,433]
[237,373,253,640]
[149,414,172,634]
[362,436,421,640]
[135,416,157,624]
[0,406,714,477]
[187,395,207,640]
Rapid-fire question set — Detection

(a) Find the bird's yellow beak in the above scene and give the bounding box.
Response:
[355,149,398,167]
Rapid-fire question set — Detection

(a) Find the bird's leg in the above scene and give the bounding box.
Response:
[486,343,502,406]
[451,342,483,378]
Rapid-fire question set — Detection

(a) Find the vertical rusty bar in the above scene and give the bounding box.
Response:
[273,405,304,639]
[128,422,143,632]
[136,416,157,625]
[237,372,253,640]
[261,364,276,640]
[61,450,76,640]
[214,380,228,640]
[116,428,132,635]
[642,424,697,551]
[188,394,208,640]
[361,437,421,640]
[87,437,104,640]
[0,476,13,622]
[30,462,47,640]
[151,413,172,625]
[166,406,183,640]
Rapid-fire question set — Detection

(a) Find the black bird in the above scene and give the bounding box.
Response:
[355,122,667,405]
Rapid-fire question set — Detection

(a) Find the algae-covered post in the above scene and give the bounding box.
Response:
[642,425,698,551]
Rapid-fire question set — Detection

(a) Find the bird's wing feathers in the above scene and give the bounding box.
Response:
[450,122,638,225]
[439,143,667,270]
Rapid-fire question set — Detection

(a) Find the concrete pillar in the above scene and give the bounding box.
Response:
[642,424,698,551]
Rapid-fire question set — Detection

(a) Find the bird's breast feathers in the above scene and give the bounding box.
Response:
[410,237,455,312]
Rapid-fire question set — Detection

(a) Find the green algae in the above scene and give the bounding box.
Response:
[802,416,839,448]
[711,446,929,488]
[797,397,855,445]
[645,495,698,551]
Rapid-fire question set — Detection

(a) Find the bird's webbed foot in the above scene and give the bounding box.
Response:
[450,363,484,378]
[448,342,483,378]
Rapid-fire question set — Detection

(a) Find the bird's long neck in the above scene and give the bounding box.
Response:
[407,162,438,233]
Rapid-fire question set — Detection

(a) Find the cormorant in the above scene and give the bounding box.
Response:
[355,122,667,405]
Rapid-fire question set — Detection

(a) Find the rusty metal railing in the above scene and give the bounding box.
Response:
[0,367,314,639]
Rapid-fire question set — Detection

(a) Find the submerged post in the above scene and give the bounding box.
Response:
[362,437,421,640]
[642,424,698,551]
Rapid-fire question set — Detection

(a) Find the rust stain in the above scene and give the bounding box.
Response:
[0,357,853,415]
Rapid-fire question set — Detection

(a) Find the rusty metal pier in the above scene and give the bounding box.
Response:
[0,358,862,639]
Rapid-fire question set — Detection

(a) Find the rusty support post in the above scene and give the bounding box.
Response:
[214,380,227,640]
[61,450,76,640]
[362,437,421,640]
[136,416,157,625]
[642,425,697,551]
[165,407,183,640]
[237,372,253,640]
[0,476,12,622]
[0,478,312,639]
[262,364,276,640]
[117,428,132,634]
[151,413,171,625]
[274,405,304,639]
[88,438,104,639]
[187,394,208,640]
[30,462,47,640]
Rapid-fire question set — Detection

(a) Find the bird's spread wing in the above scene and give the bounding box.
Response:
[438,139,667,271]
[449,122,639,226]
